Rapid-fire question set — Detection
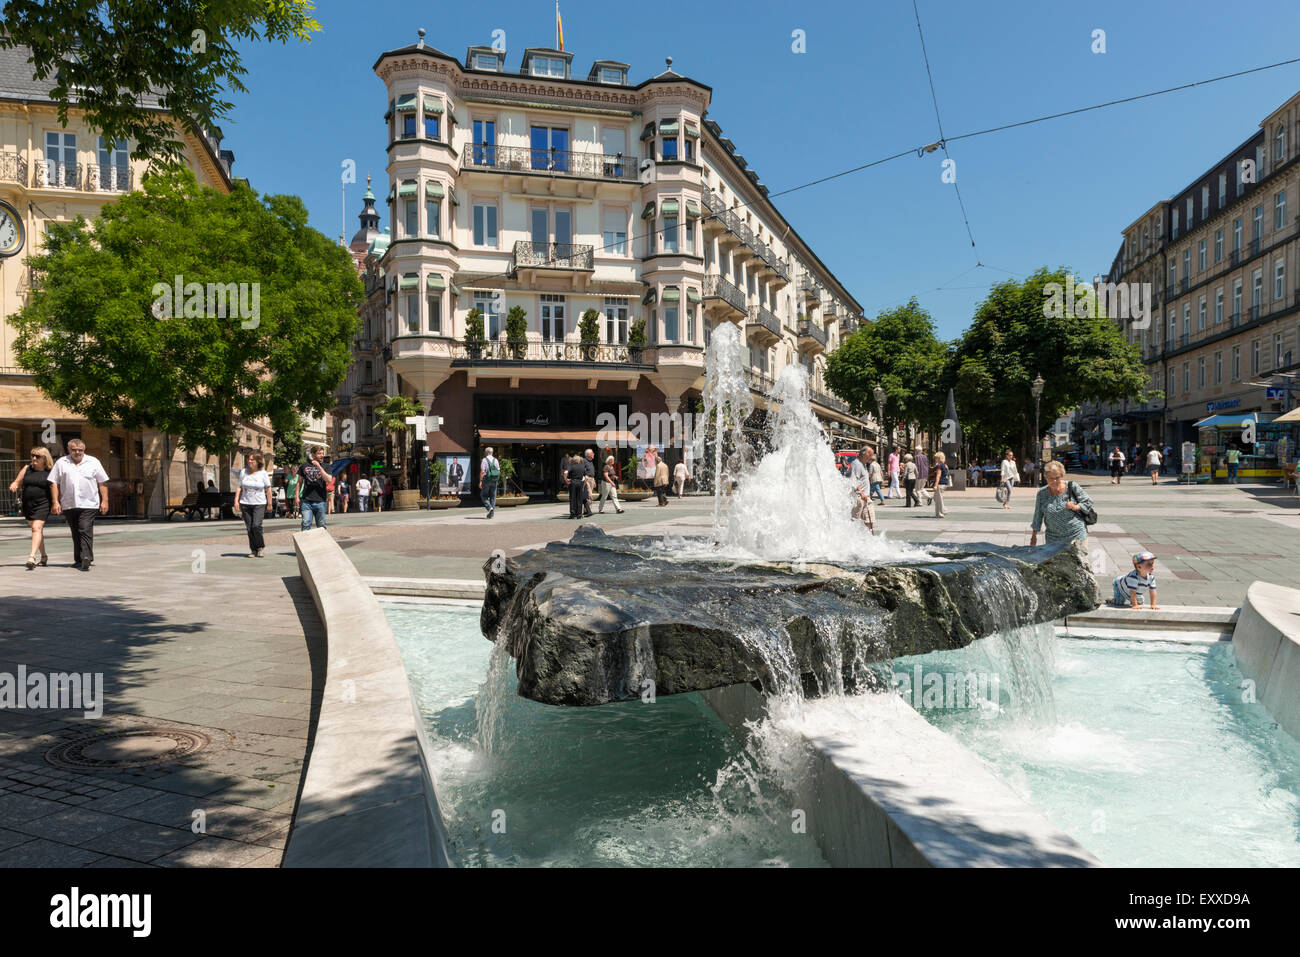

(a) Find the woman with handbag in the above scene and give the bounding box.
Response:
[1029,461,1095,546]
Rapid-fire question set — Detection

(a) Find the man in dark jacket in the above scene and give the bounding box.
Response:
[297,446,330,530]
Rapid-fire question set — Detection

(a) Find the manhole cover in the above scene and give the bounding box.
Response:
[47,727,212,769]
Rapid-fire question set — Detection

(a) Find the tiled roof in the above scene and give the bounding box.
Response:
[0,43,164,107]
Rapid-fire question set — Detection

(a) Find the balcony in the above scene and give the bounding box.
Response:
[798,319,828,353]
[0,151,27,185]
[810,388,849,415]
[746,369,776,396]
[85,164,132,192]
[451,338,654,369]
[354,338,380,354]
[748,303,781,344]
[461,143,638,184]
[1228,312,1241,330]
[354,381,384,397]
[700,185,720,213]
[33,161,80,189]
[1249,304,1261,322]
[509,240,594,280]
[703,273,746,317]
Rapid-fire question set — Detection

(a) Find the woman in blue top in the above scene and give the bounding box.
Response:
[1029,460,1093,546]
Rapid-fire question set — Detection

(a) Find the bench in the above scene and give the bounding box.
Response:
[165,490,229,521]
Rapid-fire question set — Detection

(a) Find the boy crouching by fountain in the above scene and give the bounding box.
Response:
[1112,551,1159,609]
[850,446,877,533]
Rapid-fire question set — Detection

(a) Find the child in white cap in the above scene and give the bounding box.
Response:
[1112,551,1159,609]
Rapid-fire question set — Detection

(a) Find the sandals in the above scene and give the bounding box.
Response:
[25,557,35,569]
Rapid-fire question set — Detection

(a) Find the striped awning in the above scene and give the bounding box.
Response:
[398,180,417,197]
[661,287,681,302]
[684,122,700,138]
[685,287,701,304]
[399,274,418,290]
[423,97,444,113]
[395,94,417,111]
[425,181,445,199]
[660,199,679,216]
[427,275,446,291]
[685,199,701,219]
[659,119,679,134]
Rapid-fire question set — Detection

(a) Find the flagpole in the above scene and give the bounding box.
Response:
[555,0,559,49]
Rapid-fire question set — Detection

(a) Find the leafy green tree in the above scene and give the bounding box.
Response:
[13,168,361,468]
[948,267,1151,457]
[273,420,304,466]
[0,0,319,165]
[824,298,948,447]
[374,393,424,476]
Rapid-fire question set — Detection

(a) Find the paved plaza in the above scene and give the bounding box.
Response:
[0,473,1295,866]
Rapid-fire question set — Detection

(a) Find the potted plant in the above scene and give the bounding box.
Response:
[617,452,653,500]
[627,318,647,362]
[493,455,529,507]
[464,307,485,360]
[579,308,601,361]
[375,393,426,509]
[505,305,528,360]
[424,458,458,508]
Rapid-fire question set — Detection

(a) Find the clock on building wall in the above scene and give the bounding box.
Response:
[0,199,25,257]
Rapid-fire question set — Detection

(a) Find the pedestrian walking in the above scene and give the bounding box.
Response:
[1162,444,1173,476]
[915,448,930,487]
[480,446,500,518]
[297,446,330,530]
[285,466,299,518]
[1109,447,1125,484]
[384,475,394,511]
[931,451,950,518]
[866,447,885,504]
[233,453,272,558]
[338,476,350,514]
[598,456,625,513]
[849,445,876,532]
[47,439,109,571]
[272,482,286,519]
[582,449,597,517]
[1226,445,1241,483]
[902,453,919,507]
[653,456,670,506]
[1146,446,1162,484]
[998,449,1019,509]
[563,454,584,518]
[887,446,901,499]
[1029,461,1095,546]
[9,446,54,568]
[673,460,690,497]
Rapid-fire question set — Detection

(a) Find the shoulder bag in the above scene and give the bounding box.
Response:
[1067,481,1098,525]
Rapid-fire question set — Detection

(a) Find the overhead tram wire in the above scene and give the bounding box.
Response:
[453,55,1300,285]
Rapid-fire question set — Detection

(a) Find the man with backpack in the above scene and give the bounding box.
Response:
[480,446,500,519]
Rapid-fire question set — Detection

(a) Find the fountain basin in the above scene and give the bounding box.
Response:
[481,525,1099,706]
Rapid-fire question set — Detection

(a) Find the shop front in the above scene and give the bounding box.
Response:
[1192,411,1289,482]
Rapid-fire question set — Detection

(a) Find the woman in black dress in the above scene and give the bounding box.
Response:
[8,447,54,568]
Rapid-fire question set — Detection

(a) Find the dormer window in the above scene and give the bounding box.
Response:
[473,52,500,71]
[599,67,623,84]
[531,55,567,78]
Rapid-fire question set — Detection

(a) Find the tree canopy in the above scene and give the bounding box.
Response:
[948,267,1152,455]
[824,298,948,446]
[0,0,319,164]
[13,167,362,455]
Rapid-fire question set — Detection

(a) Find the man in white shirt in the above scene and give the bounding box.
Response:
[48,439,109,571]
[356,475,371,511]
[480,446,500,518]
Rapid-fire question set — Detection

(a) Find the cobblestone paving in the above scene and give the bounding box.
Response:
[0,472,1294,865]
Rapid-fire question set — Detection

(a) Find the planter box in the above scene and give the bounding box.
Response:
[618,490,653,501]
[392,489,423,511]
[424,498,460,509]
[494,495,529,507]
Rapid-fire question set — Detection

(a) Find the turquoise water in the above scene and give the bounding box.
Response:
[387,604,826,868]
[900,632,1300,867]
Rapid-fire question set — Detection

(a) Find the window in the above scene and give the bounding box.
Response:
[1183,249,1191,279]
[1219,173,1227,205]
[405,290,420,333]
[1257,145,1266,178]
[1186,197,1193,224]
[1156,216,1163,239]
[1183,363,1190,393]
[602,208,627,255]
[97,136,128,189]
[1168,369,1176,396]
[684,139,694,162]
[1233,217,1242,251]
[1274,332,1284,369]
[473,202,498,247]
[44,131,76,186]
[1142,225,1149,248]
[530,125,570,171]
[426,197,440,238]
[662,136,678,160]
[1237,159,1245,193]
[1198,357,1206,389]
[1168,260,1176,288]
[603,297,629,344]
[1232,346,1241,380]
[1215,351,1222,384]
[1253,205,1263,240]
[404,199,418,238]
[1215,288,1224,324]
[472,53,500,71]
[472,119,496,166]
[1276,125,1287,163]
[1276,259,1286,300]
[1276,190,1287,230]
[663,214,678,253]
[1214,228,1223,263]
[1183,305,1190,339]
[1252,339,1260,375]
[1233,279,1242,317]
[1201,185,1209,213]
[601,127,626,172]
[540,293,565,341]
[684,220,694,254]
[530,55,566,78]
[685,304,696,344]
[402,113,416,139]
[1198,240,1206,271]
[473,291,502,338]
[1252,268,1263,309]
[1198,296,1206,331]
[425,114,439,140]
[598,67,623,84]
[427,293,442,334]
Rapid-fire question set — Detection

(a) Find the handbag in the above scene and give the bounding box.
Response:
[1068,481,1098,525]
[995,482,1010,504]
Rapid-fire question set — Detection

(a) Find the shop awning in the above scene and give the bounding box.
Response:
[478,429,639,445]
[448,185,459,205]
[423,97,444,113]
[1193,412,1266,428]
[425,181,445,199]
[1274,406,1300,423]
[448,280,462,296]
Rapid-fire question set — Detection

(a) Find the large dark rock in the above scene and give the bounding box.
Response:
[481,525,1098,706]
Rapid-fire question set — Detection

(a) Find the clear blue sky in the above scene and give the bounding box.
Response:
[227,0,1300,341]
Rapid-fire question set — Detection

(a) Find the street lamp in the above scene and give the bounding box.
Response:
[1031,373,1046,485]
[873,385,886,446]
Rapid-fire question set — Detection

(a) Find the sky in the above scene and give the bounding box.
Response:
[225,0,1300,342]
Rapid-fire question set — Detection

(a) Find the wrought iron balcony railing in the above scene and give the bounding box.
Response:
[798,319,828,347]
[353,338,379,353]
[703,273,746,313]
[34,161,80,189]
[85,164,132,192]
[746,370,775,395]
[354,381,384,396]
[700,185,720,213]
[0,151,27,185]
[462,143,639,183]
[452,338,653,366]
[510,240,594,273]
[810,389,849,414]
[749,304,781,338]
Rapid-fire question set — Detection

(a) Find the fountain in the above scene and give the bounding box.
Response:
[481,324,1098,706]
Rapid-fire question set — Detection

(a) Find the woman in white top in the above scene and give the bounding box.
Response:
[1146,446,1162,485]
[233,453,272,557]
[999,450,1019,510]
